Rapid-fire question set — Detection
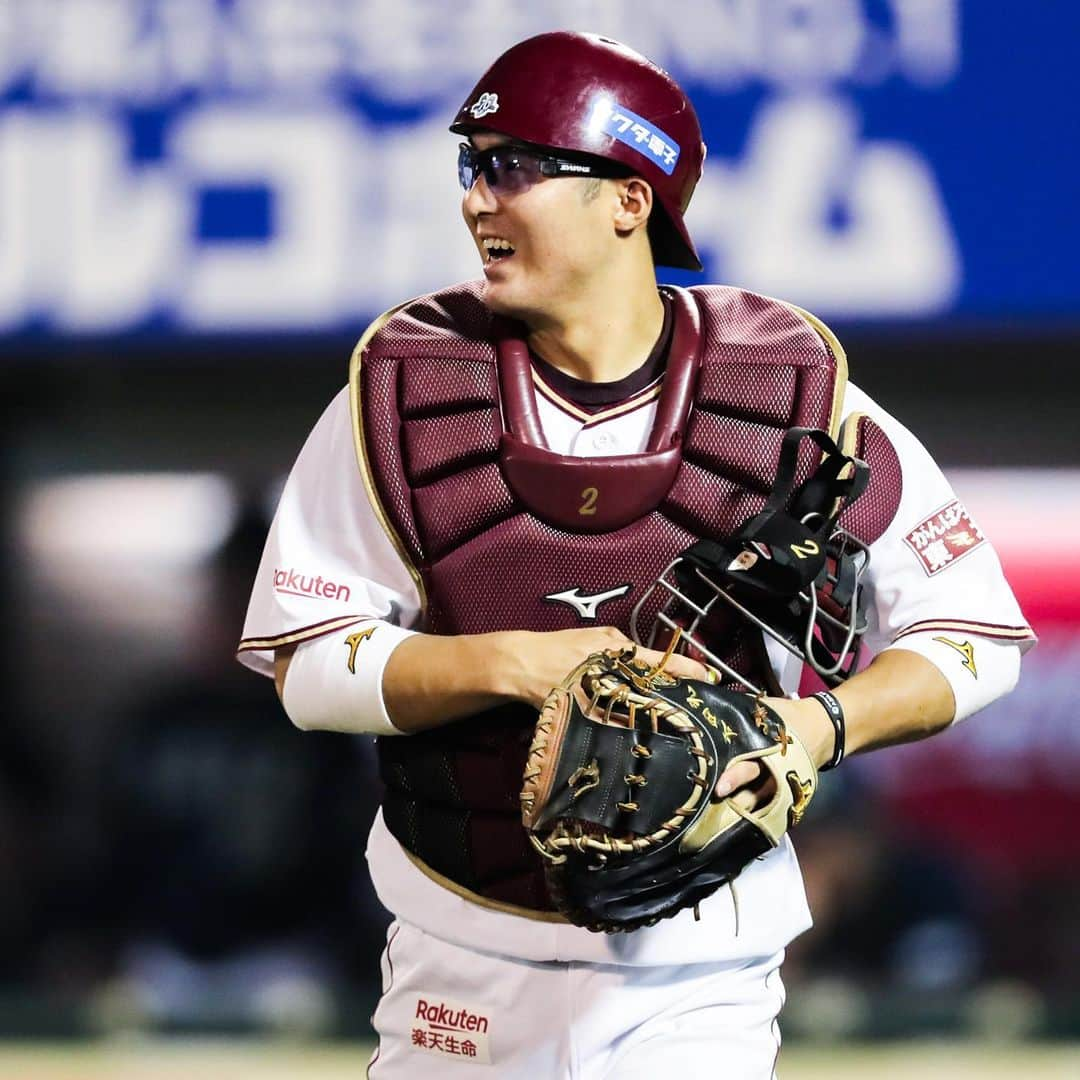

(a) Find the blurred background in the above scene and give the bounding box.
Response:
[1,0,1078,1074]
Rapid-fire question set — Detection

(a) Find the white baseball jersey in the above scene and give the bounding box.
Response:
[239,369,1034,971]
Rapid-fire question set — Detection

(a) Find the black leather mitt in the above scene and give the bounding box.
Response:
[521,648,817,933]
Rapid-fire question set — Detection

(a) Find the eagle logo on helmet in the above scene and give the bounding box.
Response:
[468,92,500,119]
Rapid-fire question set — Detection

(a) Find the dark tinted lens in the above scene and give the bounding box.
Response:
[485,147,542,192]
[458,143,478,190]
[458,144,545,193]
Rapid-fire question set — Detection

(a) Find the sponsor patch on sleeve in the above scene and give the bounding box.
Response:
[903,499,985,576]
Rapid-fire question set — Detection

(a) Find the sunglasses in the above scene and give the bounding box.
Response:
[457,142,629,195]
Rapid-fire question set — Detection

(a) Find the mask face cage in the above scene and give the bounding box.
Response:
[631,427,871,695]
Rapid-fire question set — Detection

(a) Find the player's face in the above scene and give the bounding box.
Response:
[461,133,622,323]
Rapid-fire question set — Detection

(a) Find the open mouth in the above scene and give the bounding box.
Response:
[482,238,516,263]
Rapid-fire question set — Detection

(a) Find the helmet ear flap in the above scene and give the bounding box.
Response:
[646,200,703,272]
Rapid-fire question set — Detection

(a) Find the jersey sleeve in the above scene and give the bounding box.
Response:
[237,387,422,678]
[844,383,1036,718]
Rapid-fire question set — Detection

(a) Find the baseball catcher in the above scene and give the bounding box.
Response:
[244,28,1035,1074]
[521,646,817,933]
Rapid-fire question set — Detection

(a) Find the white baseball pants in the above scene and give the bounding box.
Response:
[368,920,786,1078]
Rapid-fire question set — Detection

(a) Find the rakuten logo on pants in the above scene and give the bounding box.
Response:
[410,995,492,1064]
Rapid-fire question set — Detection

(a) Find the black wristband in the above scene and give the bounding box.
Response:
[812,690,845,771]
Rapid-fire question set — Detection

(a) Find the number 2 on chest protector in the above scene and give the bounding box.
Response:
[579,487,599,515]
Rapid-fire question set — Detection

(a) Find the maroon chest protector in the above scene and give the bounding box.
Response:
[355,281,901,912]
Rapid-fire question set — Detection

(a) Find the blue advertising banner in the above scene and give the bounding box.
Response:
[0,0,1076,337]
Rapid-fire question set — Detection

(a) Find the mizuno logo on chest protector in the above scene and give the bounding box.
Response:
[543,584,632,620]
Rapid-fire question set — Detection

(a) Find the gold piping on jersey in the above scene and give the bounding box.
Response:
[238,615,369,653]
[530,367,665,426]
[892,619,1036,644]
[777,299,848,441]
[401,847,570,924]
[348,300,429,614]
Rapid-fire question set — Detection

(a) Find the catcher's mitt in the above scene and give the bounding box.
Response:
[520,648,817,933]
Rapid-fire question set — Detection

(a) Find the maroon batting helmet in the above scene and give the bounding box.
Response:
[450,32,706,271]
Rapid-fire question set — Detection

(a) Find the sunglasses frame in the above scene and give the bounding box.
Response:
[458,142,631,193]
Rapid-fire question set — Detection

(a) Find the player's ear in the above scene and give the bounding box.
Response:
[612,177,653,237]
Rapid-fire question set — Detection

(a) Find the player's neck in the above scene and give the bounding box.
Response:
[526,270,664,385]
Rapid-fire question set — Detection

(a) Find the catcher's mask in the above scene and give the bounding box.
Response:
[632,427,870,694]
[450,31,706,271]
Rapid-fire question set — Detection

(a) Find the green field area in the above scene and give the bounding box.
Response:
[1,1039,1077,1078]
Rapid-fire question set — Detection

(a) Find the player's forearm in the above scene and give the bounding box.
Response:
[835,648,956,755]
[277,624,717,737]
[383,626,712,734]
[382,630,531,733]
[274,628,528,736]
[782,649,955,770]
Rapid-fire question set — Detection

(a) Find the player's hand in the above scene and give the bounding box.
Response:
[714,695,837,809]
[506,627,713,709]
[716,758,775,811]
